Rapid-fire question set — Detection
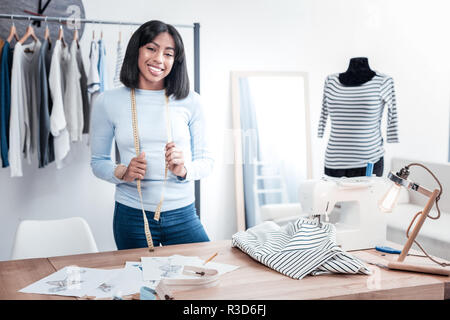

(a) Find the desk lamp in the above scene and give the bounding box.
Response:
[379,162,450,276]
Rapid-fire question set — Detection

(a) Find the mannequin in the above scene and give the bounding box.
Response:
[331,57,381,177]
[318,57,398,178]
[338,57,376,86]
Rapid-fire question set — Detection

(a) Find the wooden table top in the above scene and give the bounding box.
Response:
[0,240,448,300]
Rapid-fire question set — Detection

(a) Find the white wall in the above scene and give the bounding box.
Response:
[1,0,449,261]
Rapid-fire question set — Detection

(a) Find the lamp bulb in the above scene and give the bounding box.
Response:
[379,183,402,213]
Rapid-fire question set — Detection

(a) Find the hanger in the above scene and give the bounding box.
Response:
[7,17,20,43]
[73,28,80,49]
[44,17,52,47]
[98,20,102,40]
[118,22,125,44]
[18,17,38,45]
[58,20,66,47]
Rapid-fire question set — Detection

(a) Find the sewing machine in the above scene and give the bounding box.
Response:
[298,177,387,251]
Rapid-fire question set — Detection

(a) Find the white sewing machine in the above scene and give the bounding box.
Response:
[298,177,387,251]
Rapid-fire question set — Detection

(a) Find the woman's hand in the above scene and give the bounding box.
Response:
[123,152,147,182]
[165,142,187,178]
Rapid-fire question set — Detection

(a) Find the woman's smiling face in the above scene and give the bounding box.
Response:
[138,32,175,90]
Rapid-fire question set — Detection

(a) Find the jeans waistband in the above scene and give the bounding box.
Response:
[115,201,196,217]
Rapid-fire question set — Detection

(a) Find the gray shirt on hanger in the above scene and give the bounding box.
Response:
[75,42,89,134]
[37,38,55,168]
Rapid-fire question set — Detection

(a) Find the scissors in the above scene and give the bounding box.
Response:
[375,246,402,254]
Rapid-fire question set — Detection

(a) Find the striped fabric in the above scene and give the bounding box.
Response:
[318,72,398,169]
[113,41,124,88]
[232,217,371,279]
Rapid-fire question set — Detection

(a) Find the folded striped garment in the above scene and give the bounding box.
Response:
[232,217,371,279]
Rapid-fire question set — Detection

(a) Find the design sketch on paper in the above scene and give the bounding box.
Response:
[131,263,157,284]
[46,268,86,293]
[159,263,182,278]
[97,282,114,293]
[141,256,198,281]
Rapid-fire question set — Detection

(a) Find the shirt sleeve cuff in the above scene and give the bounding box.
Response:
[112,164,127,184]
[180,163,191,181]
[111,174,124,184]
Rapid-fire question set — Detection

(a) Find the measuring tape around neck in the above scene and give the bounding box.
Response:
[130,88,172,251]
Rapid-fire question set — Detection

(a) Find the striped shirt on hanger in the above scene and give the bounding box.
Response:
[318,72,398,169]
[232,217,371,279]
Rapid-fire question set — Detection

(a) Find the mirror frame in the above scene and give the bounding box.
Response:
[231,71,313,232]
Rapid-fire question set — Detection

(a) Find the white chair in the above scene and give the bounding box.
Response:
[11,217,99,260]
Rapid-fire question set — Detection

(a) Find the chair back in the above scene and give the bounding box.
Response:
[11,217,98,260]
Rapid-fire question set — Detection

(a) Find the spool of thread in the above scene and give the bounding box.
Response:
[140,286,156,300]
[112,290,123,300]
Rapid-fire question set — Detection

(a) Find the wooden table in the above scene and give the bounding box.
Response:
[0,240,449,300]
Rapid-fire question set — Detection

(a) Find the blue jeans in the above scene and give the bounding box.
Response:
[113,201,210,250]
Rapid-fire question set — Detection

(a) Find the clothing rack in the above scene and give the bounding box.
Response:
[0,13,200,89]
[0,13,194,29]
[0,12,202,217]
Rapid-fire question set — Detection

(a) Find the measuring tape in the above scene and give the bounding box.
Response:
[130,88,172,251]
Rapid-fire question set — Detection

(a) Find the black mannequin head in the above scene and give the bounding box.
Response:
[339,57,376,86]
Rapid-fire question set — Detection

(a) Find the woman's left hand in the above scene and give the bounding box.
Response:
[165,142,187,178]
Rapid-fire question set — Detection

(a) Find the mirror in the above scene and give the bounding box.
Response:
[231,71,312,231]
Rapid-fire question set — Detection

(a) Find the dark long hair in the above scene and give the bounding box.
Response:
[120,20,190,100]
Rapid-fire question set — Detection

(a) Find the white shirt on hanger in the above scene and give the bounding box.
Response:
[49,39,70,169]
[9,43,27,177]
[64,41,83,142]
[9,40,41,177]
[113,40,124,88]
[87,40,100,98]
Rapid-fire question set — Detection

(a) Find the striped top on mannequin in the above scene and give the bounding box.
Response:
[318,72,399,169]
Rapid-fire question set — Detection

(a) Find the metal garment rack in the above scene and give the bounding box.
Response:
[0,13,202,217]
[0,13,194,28]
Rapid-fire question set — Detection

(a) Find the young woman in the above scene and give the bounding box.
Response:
[90,20,213,250]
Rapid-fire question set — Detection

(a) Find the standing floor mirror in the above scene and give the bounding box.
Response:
[231,71,312,231]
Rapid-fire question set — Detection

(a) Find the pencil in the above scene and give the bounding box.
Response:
[203,252,218,265]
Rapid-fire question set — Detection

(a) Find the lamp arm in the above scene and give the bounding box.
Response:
[397,189,440,262]
[384,162,450,273]
[410,183,433,197]
[395,162,450,269]
[405,209,450,268]
[406,162,442,220]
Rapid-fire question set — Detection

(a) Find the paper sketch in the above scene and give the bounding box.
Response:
[159,262,182,278]
[84,262,157,299]
[45,267,86,293]
[97,282,114,293]
[19,266,119,298]
[141,256,195,281]
[19,256,239,298]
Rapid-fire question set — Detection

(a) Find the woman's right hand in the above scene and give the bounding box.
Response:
[123,152,147,182]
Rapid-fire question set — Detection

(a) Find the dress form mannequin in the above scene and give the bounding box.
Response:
[323,57,385,178]
[339,57,376,86]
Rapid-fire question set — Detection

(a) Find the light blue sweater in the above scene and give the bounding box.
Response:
[90,86,214,211]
